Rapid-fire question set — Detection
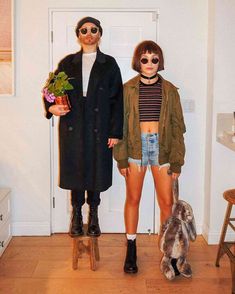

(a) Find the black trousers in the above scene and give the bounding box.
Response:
[71,190,101,207]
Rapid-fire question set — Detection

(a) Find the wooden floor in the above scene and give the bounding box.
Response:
[0,234,232,294]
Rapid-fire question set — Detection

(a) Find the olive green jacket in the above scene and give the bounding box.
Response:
[113,74,186,173]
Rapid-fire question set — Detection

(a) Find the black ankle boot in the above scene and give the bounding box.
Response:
[69,206,84,237]
[124,239,138,273]
[87,206,101,237]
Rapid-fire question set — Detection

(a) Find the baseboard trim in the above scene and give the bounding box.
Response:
[202,223,234,244]
[12,221,51,236]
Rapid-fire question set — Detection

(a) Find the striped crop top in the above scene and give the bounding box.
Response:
[139,78,162,122]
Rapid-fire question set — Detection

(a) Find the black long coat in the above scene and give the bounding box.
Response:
[44,49,123,192]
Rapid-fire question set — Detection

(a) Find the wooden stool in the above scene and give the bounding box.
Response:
[72,225,100,271]
[215,189,235,294]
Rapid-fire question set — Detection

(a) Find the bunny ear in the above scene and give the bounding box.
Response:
[172,178,179,203]
[172,200,185,219]
[187,217,197,241]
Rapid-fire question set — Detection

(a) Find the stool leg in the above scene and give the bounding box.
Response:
[231,258,235,294]
[89,238,97,271]
[94,238,100,261]
[215,203,232,266]
[78,240,84,258]
[72,239,79,270]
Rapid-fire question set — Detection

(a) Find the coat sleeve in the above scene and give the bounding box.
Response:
[42,60,65,120]
[169,89,186,173]
[108,61,124,139]
[113,85,129,169]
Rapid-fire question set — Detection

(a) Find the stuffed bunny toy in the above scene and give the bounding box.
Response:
[160,179,197,281]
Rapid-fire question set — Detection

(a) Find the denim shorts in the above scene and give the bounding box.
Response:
[128,133,170,168]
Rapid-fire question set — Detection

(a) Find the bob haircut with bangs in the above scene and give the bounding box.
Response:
[132,40,164,73]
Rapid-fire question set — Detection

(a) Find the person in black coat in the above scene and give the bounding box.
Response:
[43,17,123,237]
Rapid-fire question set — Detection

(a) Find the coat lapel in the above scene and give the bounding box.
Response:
[86,48,106,98]
[72,48,106,99]
[72,51,83,97]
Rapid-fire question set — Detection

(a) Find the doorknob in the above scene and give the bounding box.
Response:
[147,229,151,235]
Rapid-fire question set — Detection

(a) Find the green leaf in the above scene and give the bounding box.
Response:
[65,84,73,90]
[49,72,54,79]
[57,71,64,77]
[44,71,74,97]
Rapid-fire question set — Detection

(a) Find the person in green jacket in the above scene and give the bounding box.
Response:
[113,40,186,274]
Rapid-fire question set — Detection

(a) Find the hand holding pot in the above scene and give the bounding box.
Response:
[48,104,70,116]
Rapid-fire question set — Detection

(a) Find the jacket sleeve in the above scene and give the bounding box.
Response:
[169,89,186,173]
[113,85,129,169]
[108,61,124,139]
[42,60,64,120]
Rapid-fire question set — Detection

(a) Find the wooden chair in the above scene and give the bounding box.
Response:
[72,225,100,271]
[215,189,235,294]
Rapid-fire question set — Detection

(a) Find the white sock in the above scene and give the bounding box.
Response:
[126,234,136,241]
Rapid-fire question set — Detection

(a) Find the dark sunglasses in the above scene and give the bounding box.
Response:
[140,57,159,65]
[79,27,99,35]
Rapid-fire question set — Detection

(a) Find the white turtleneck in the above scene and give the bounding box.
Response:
[82,52,97,96]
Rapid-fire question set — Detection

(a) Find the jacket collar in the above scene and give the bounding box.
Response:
[127,75,141,88]
[72,47,106,64]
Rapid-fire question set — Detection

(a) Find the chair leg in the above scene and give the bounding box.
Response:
[89,238,96,271]
[78,240,83,258]
[215,203,232,266]
[231,258,235,294]
[72,239,79,270]
[94,238,100,261]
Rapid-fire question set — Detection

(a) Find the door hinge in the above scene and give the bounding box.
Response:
[51,30,53,43]
[52,116,54,127]
[53,197,55,208]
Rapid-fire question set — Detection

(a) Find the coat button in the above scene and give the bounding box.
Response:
[94,128,98,133]
[99,87,104,90]
[94,107,99,112]
[68,126,73,131]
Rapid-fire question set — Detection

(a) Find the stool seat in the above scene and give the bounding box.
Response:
[216,189,235,294]
[223,189,235,204]
[72,224,100,271]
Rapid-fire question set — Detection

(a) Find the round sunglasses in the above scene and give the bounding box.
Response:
[79,27,99,35]
[140,57,159,65]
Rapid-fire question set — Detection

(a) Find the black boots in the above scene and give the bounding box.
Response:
[87,206,101,237]
[69,205,101,237]
[69,206,84,237]
[124,239,138,273]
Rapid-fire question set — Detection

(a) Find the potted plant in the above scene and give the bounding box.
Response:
[42,71,74,109]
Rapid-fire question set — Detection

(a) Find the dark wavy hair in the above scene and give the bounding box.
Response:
[132,40,164,73]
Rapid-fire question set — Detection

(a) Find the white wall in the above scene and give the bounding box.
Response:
[203,0,235,243]
[0,0,213,238]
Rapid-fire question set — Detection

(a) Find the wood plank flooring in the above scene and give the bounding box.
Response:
[0,234,232,294]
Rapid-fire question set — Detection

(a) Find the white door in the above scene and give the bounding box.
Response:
[50,9,159,233]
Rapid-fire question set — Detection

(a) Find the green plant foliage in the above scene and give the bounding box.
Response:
[44,71,74,96]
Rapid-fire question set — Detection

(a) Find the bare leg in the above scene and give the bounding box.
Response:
[124,163,147,234]
[151,165,173,225]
